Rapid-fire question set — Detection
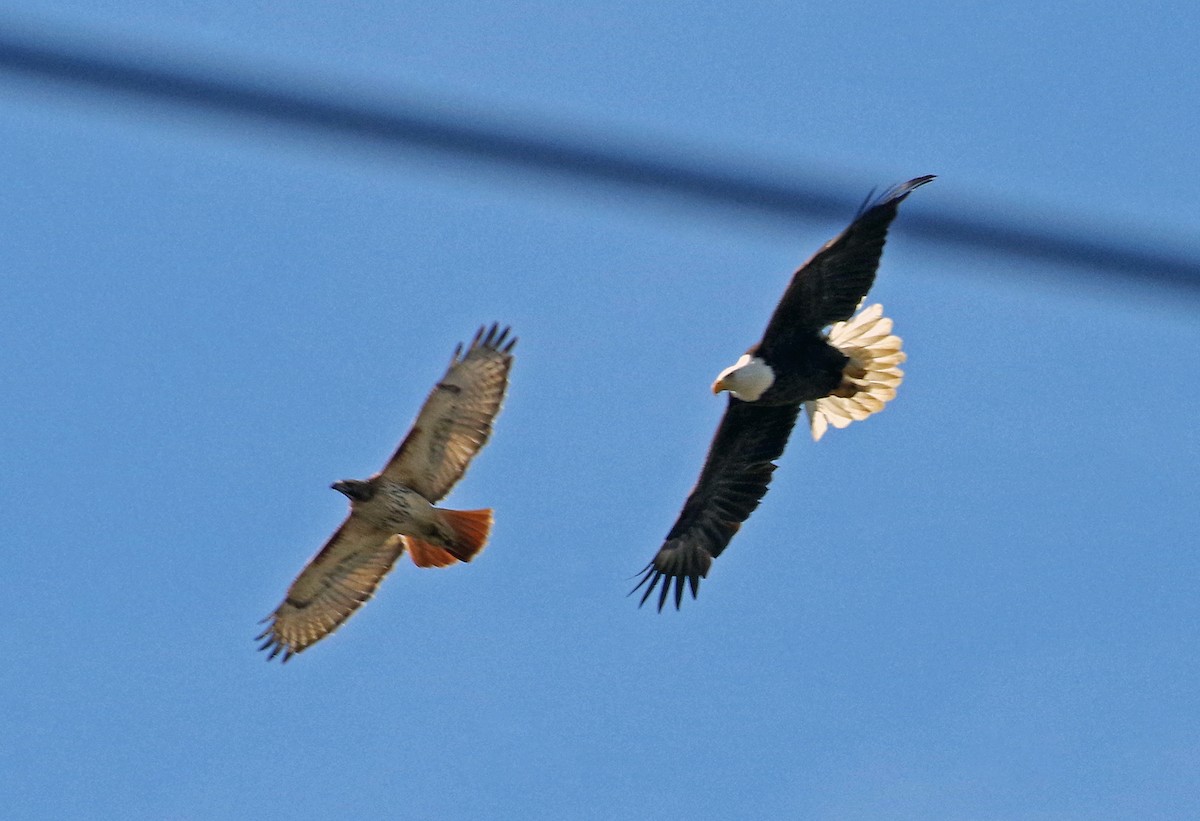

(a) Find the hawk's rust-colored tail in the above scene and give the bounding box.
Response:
[407,508,493,568]
[806,303,906,441]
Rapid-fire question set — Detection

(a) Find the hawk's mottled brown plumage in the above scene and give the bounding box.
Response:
[258,324,516,661]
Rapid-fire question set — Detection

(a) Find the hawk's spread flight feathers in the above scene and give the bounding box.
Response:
[383,324,517,502]
[258,324,515,661]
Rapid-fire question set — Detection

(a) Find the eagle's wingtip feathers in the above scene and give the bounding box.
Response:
[631,543,712,612]
[857,174,936,216]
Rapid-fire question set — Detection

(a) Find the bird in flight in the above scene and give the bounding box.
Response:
[634,175,934,610]
[258,324,516,660]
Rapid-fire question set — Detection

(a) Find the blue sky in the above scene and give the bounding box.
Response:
[2,3,1198,820]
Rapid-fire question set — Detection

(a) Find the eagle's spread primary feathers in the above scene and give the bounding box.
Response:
[634,176,933,610]
[258,324,516,661]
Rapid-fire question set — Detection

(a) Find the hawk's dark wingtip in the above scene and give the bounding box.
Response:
[469,322,518,356]
[255,619,298,663]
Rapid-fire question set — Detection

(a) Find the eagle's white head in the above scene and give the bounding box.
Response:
[711,354,774,401]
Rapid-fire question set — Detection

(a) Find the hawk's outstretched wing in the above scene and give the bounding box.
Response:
[380,324,516,502]
[257,517,405,662]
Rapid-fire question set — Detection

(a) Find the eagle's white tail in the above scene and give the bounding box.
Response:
[806,303,905,441]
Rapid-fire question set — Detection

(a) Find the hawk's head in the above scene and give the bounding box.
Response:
[332,479,375,502]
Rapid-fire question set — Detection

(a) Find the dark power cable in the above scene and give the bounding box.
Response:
[0,29,1196,292]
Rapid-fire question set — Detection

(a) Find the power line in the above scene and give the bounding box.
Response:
[1,28,1197,293]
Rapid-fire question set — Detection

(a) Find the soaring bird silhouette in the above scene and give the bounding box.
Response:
[259,324,516,660]
[635,176,933,610]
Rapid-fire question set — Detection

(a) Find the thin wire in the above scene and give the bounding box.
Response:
[0,28,1196,293]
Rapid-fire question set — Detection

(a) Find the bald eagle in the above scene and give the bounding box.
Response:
[634,176,933,610]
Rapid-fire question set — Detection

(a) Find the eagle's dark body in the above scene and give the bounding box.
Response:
[635,176,933,610]
[743,336,848,406]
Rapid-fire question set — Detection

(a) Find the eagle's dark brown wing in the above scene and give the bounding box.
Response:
[257,517,405,662]
[758,175,934,355]
[380,324,516,503]
[633,398,802,610]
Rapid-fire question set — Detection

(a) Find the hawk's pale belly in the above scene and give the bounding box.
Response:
[356,482,454,542]
[257,323,513,661]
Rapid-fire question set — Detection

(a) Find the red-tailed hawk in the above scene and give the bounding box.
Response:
[258,324,516,661]
[634,176,933,610]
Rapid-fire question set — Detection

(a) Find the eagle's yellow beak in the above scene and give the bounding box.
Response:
[711,377,728,395]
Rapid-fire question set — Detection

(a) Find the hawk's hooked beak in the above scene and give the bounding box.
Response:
[332,479,373,502]
[333,479,377,502]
